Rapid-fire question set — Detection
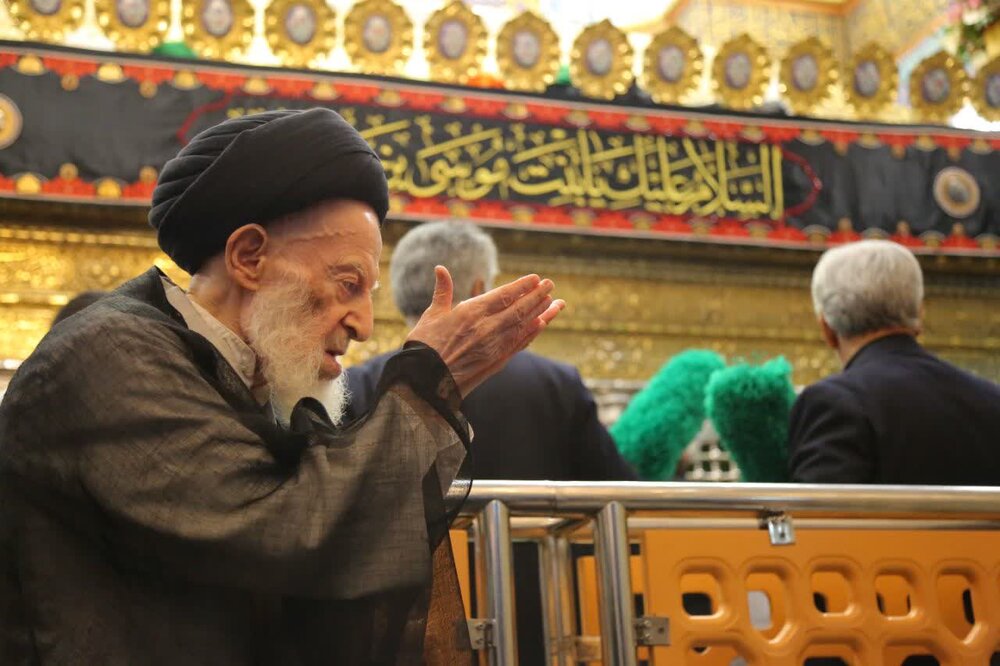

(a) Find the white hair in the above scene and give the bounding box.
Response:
[242,272,349,425]
[390,221,499,319]
[811,240,924,339]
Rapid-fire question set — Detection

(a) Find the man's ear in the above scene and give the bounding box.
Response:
[471,277,486,298]
[818,316,839,350]
[225,224,269,291]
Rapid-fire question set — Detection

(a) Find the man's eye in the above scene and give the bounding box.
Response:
[340,280,362,297]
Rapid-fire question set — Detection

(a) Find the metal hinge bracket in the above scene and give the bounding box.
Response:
[466,619,495,650]
[764,512,796,545]
[634,615,670,646]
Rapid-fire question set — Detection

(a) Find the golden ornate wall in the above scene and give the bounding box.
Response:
[1,200,998,386]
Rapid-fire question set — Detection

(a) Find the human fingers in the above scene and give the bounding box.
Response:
[476,274,542,315]
[537,299,565,326]
[425,266,454,316]
[485,279,554,331]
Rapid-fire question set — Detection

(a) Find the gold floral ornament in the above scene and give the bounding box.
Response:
[264,0,335,68]
[7,0,85,41]
[780,37,836,115]
[843,42,896,117]
[343,0,412,76]
[182,0,254,60]
[970,55,1000,122]
[423,0,486,85]
[909,51,968,124]
[495,11,560,93]
[712,33,770,111]
[0,94,23,150]
[95,0,169,52]
[569,19,633,101]
[641,24,702,105]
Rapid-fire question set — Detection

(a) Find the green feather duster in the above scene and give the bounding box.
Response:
[610,350,726,480]
[705,357,796,483]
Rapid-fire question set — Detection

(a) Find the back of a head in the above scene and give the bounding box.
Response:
[51,291,108,328]
[811,240,924,339]
[390,221,499,319]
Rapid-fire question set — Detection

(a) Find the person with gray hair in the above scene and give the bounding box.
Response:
[346,220,635,663]
[788,240,1000,484]
[390,221,499,323]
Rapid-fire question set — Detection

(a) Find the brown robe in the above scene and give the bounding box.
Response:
[0,267,471,665]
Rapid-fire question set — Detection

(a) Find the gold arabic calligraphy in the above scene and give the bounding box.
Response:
[235,104,785,219]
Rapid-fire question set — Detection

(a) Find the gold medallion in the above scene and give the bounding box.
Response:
[264,0,335,68]
[569,19,633,101]
[712,33,770,111]
[496,10,559,93]
[95,0,169,51]
[0,95,23,150]
[780,37,836,115]
[843,42,896,117]
[343,0,412,76]
[182,0,254,60]
[8,0,85,41]
[909,51,968,124]
[423,0,486,85]
[970,55,1000,122]
[641,24,702,105]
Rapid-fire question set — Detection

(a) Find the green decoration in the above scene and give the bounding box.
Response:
[152,41,197,59]
[705,356,796,483]
[610,349,726,480]
[555,62,571,86]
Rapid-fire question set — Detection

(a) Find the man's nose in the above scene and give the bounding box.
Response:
[344,298,374,342]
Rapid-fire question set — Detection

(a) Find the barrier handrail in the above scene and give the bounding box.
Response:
[458,480,1000,517]
[456,481,1000,666]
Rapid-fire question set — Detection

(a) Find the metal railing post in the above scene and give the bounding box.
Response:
[538,534,575,666]
[594,501,637,666]
[477,499,518,665]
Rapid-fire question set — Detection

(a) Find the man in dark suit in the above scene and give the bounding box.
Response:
[788,239,1000,484]
[346,221,636,662]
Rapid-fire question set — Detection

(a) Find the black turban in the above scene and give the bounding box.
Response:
[149,108,389,274]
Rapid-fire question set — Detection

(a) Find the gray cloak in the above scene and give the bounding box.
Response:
[0,267,471,665]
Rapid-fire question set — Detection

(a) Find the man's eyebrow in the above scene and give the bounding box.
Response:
[327,262,377,286]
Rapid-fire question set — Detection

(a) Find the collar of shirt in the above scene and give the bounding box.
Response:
[161,276,270,405]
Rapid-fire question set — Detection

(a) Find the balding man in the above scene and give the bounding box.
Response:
[0,109,563,664]
[788,240,1000,484]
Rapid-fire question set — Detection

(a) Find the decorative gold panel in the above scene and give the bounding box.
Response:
[0,209,998,389]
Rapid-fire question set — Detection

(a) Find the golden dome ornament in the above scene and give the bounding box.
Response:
[343,0,412,76]
[182,0,254,60]
[95,0,169,51]
[423,0,487,85]
[909,51,968,124]
[641,24,702,105]
[712,33,770,111]
[496,10,560,93]
[264,0,335,68]
[7,0,85,41]
[569,19,633,101]
[843,42,896,117]
[970,56,1000,122]
[780,37,836,115]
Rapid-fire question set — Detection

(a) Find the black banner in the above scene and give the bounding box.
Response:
[1,43,997,251]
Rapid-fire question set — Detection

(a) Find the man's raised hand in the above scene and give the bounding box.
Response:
[406,266,564,397]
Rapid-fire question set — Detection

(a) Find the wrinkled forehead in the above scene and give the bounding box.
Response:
[268,200,382,273]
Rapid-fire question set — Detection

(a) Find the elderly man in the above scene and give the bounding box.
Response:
[0,109,563,664]
[346,221,634,663]
[788,240,1000,484]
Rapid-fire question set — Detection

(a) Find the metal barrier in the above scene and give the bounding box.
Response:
[453,481,1000,666]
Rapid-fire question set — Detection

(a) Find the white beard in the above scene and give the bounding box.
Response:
[242,276,349,426]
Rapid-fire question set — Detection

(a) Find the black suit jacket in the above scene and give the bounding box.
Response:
[788,334,1000,485]
[347,350,636,482]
